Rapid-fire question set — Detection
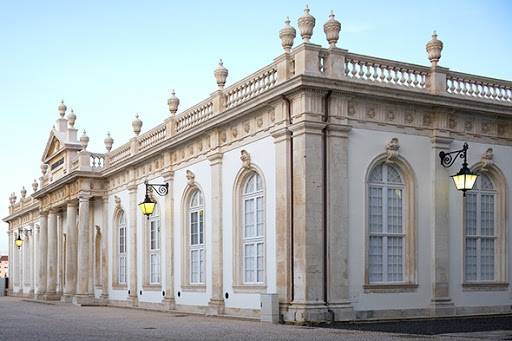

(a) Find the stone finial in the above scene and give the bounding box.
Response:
[279,17,296,53]
[167,89,180,115]
[32,179,39,192]
[40,163,48,175]
[480,148,494,171]
[214,59,228,89]
[186,169,195,186]
[323,10,341,48]
[385,137,400,161]
[80,130,89,150]
[104,132,114,152]
[240,150,251,169]
[426,31,443,67]
[298,5,316,43]
[67,108,77,128]
[58,100,67,117]
[132,114,143,136]
[20,186,27,199]
[9,192,16,206]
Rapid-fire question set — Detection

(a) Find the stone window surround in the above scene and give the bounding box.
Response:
[232,165,267,293]
[460,162,508,291]
[180,183,207,292]
[364,153,417,293]
[111,208,127,290]
[142,202,162,290]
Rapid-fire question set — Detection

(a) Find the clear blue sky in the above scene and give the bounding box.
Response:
[1,0,511,254]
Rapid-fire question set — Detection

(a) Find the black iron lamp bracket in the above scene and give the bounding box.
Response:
[144,181,169,196]
[439,142,469,168]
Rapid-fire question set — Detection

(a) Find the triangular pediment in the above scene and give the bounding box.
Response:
[42,131,64,163]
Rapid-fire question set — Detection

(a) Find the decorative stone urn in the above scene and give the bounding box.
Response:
[168,90,180,114]
[214,59,228,89]
[20,186,27,199]
[80,130,89,150]
[58,100,67,117]
[40,163,48,175]
[67,108,77,128]
[279,17,296,53]
[426,31,443,67]
[104,132,114,152]
[9,192,16,206]
[323,11,341,48]
[298,5,315,43]
[32,179,39,192]
[132,114,143,136]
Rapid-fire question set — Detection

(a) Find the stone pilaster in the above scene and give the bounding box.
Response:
[100,196,109,300]
[63,201,78,302]
[207,152,224,315]
[287,119,328,322]
[271,125,293,307]
[36,212,48,299]
[162,170,175,310]
[12,229,19,291]
[325,122,353,320]
[56,210,64,296]
[46,209,59,300]
[7,230,13,295]
[74,194,92,304]
[430,134,455,314]
[127,183,138,306]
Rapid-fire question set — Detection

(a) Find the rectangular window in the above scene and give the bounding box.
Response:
[119,255,127,284]
[150,253,160,284]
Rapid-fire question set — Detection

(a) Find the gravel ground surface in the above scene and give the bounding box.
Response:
[0,297,509,340]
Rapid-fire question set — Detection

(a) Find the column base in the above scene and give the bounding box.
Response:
[34,293,46,300]
[61,294,75,303]
[99,293,109,304]
[327,301,354,321]
[430,297,455,316]
[44,292,61,301]
[207,299,225,315]
[162,297,176,310]
[128,295,138,307]
[72,294,94,306]
[286,301,329,323]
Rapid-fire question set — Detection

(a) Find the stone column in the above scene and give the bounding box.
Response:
[326,122,353,320]
[74,194,91,304]
[288,119,328,323]
[207,152,224,315]
[36,212,48,299]
[63,201,78,302]
[12,229,19,292]
[7,230,13,295]
[31,225,38,296]
[88,201,94,296]
[271,125,293,305]
[128,183,138,306]
[46,209,59,300]
[162,170,175,309]
[430,135,455,314]
[56,210,63,296]
[100,196,109,300]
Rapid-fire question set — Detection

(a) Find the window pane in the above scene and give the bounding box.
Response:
[191,250,199,283]
[368,236,383,282]
[480,174,494,190]
[150,222,156,250]
[257,242,264,283]
[369,164,383,183]
[480,238,495,281]
[150,253,160,283]
[387,188,403,234]
[244,199,255,238]
[368,187,383,233]
[387,236,403,282]
[464,193,477,236]
[256,196,264,237]
[199,249,205,283]
[480,194,495,236]
[190,212,198,245]
[255,173,263,191]
[199,210,204,244]
[244,244,255,283]
[244,175,255,194]
[464,237,477,281]
[386,165,403,184]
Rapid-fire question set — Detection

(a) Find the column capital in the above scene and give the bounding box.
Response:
[431,135,453,150]
[162,170,175,182]
[326,123,351,138]
[39,210,49,217]
[207,152,223,165]
[271,126,292,143]
[67,200,78,208]
[127,182,138,192]
[78,194,91,203]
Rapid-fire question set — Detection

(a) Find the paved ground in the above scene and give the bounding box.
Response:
[0,297,511,340]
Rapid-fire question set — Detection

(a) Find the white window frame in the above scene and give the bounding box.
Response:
[148,208,161,285]
[189,190,205,285]
[367,163,406,284]
[118,211,127,285]
[464,174,497,282]
[242,173,265,284]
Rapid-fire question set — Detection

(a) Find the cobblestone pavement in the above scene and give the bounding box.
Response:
[0,297,509,340]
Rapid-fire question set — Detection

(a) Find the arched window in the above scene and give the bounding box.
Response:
[242,172,264,284]
[188,190,205,284]
[148,207,161,284]
[464,173,496,282]
[367,163,405,283]
[118,211,127,284]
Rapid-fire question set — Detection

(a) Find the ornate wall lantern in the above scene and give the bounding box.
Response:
[439,142,478,196]
[15,230,23,249]
[138,181,169,217]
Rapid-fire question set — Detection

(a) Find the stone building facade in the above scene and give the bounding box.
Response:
[4,7,512,322]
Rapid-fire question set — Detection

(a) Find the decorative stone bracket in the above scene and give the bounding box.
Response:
[385,137,400,162]
[186,170,196,186]
[240,150,251,169]
[480,148,494,171]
